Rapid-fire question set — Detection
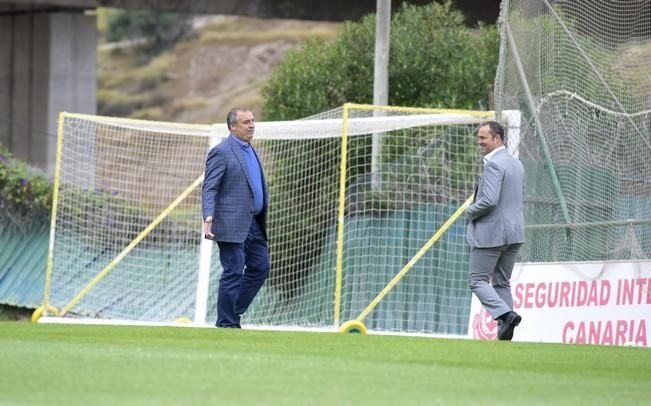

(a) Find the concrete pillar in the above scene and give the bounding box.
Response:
[0,15,14,153]
[0,11,96,176]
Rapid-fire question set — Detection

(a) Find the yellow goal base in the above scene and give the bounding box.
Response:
[31,305,59,323]
[338,320,368,334]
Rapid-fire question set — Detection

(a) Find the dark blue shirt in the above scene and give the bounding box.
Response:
[231,135,264,214]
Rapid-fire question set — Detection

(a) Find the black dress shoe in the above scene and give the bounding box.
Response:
[497,311,521,341]
[216,323,242,328]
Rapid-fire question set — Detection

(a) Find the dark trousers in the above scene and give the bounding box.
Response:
[216,217,270,328]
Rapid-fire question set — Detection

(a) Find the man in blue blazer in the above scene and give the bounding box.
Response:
[465,121,525,341]
[202,108,270,328]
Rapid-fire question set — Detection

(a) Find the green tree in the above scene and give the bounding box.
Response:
[263,1,499,120]
[261,1,499,302]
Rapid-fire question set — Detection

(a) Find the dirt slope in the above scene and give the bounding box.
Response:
[98,15,342,124]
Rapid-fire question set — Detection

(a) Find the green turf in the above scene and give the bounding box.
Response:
[1,322,649,405]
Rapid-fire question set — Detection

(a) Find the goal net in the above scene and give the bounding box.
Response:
[42,105,519,335]
[496,0,651,262]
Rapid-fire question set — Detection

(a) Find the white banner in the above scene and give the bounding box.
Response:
[468,261,651,347]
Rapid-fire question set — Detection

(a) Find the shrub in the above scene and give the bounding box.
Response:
[0,144,53,228]
[104,9,191,50]
[263,1,499,120]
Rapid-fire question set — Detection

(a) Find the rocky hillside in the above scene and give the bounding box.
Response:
[98,15,342,124]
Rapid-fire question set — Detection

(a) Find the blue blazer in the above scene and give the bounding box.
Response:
[202,135,268,243]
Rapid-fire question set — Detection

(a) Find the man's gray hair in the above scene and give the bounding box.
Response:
[226,108,252,130]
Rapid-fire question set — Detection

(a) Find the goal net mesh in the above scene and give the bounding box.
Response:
[496,0,651,262]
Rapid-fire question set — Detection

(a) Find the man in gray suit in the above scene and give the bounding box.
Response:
[465,121,525,341]
[202,107,270,328]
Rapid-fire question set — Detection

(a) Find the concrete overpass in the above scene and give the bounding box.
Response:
[2,1,499,24]
[0,0,500,174]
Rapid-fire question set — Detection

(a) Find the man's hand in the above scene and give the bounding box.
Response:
[204,216,214,239]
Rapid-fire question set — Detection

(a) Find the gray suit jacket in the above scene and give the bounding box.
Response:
[465,148,525,248]
[201,135,268,243]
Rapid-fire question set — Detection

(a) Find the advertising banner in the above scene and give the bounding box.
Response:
[468,261,650,347]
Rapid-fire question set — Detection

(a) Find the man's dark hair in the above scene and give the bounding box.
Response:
[226,108,252,131]
[480,121,505,143]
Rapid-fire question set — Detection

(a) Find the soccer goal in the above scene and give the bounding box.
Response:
[38,104,520,336]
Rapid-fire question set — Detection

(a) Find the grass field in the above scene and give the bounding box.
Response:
[1,322,649,405]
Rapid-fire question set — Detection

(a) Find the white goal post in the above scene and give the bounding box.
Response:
[38,104,520,336]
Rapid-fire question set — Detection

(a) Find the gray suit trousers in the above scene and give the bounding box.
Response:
[468,243,522,319]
